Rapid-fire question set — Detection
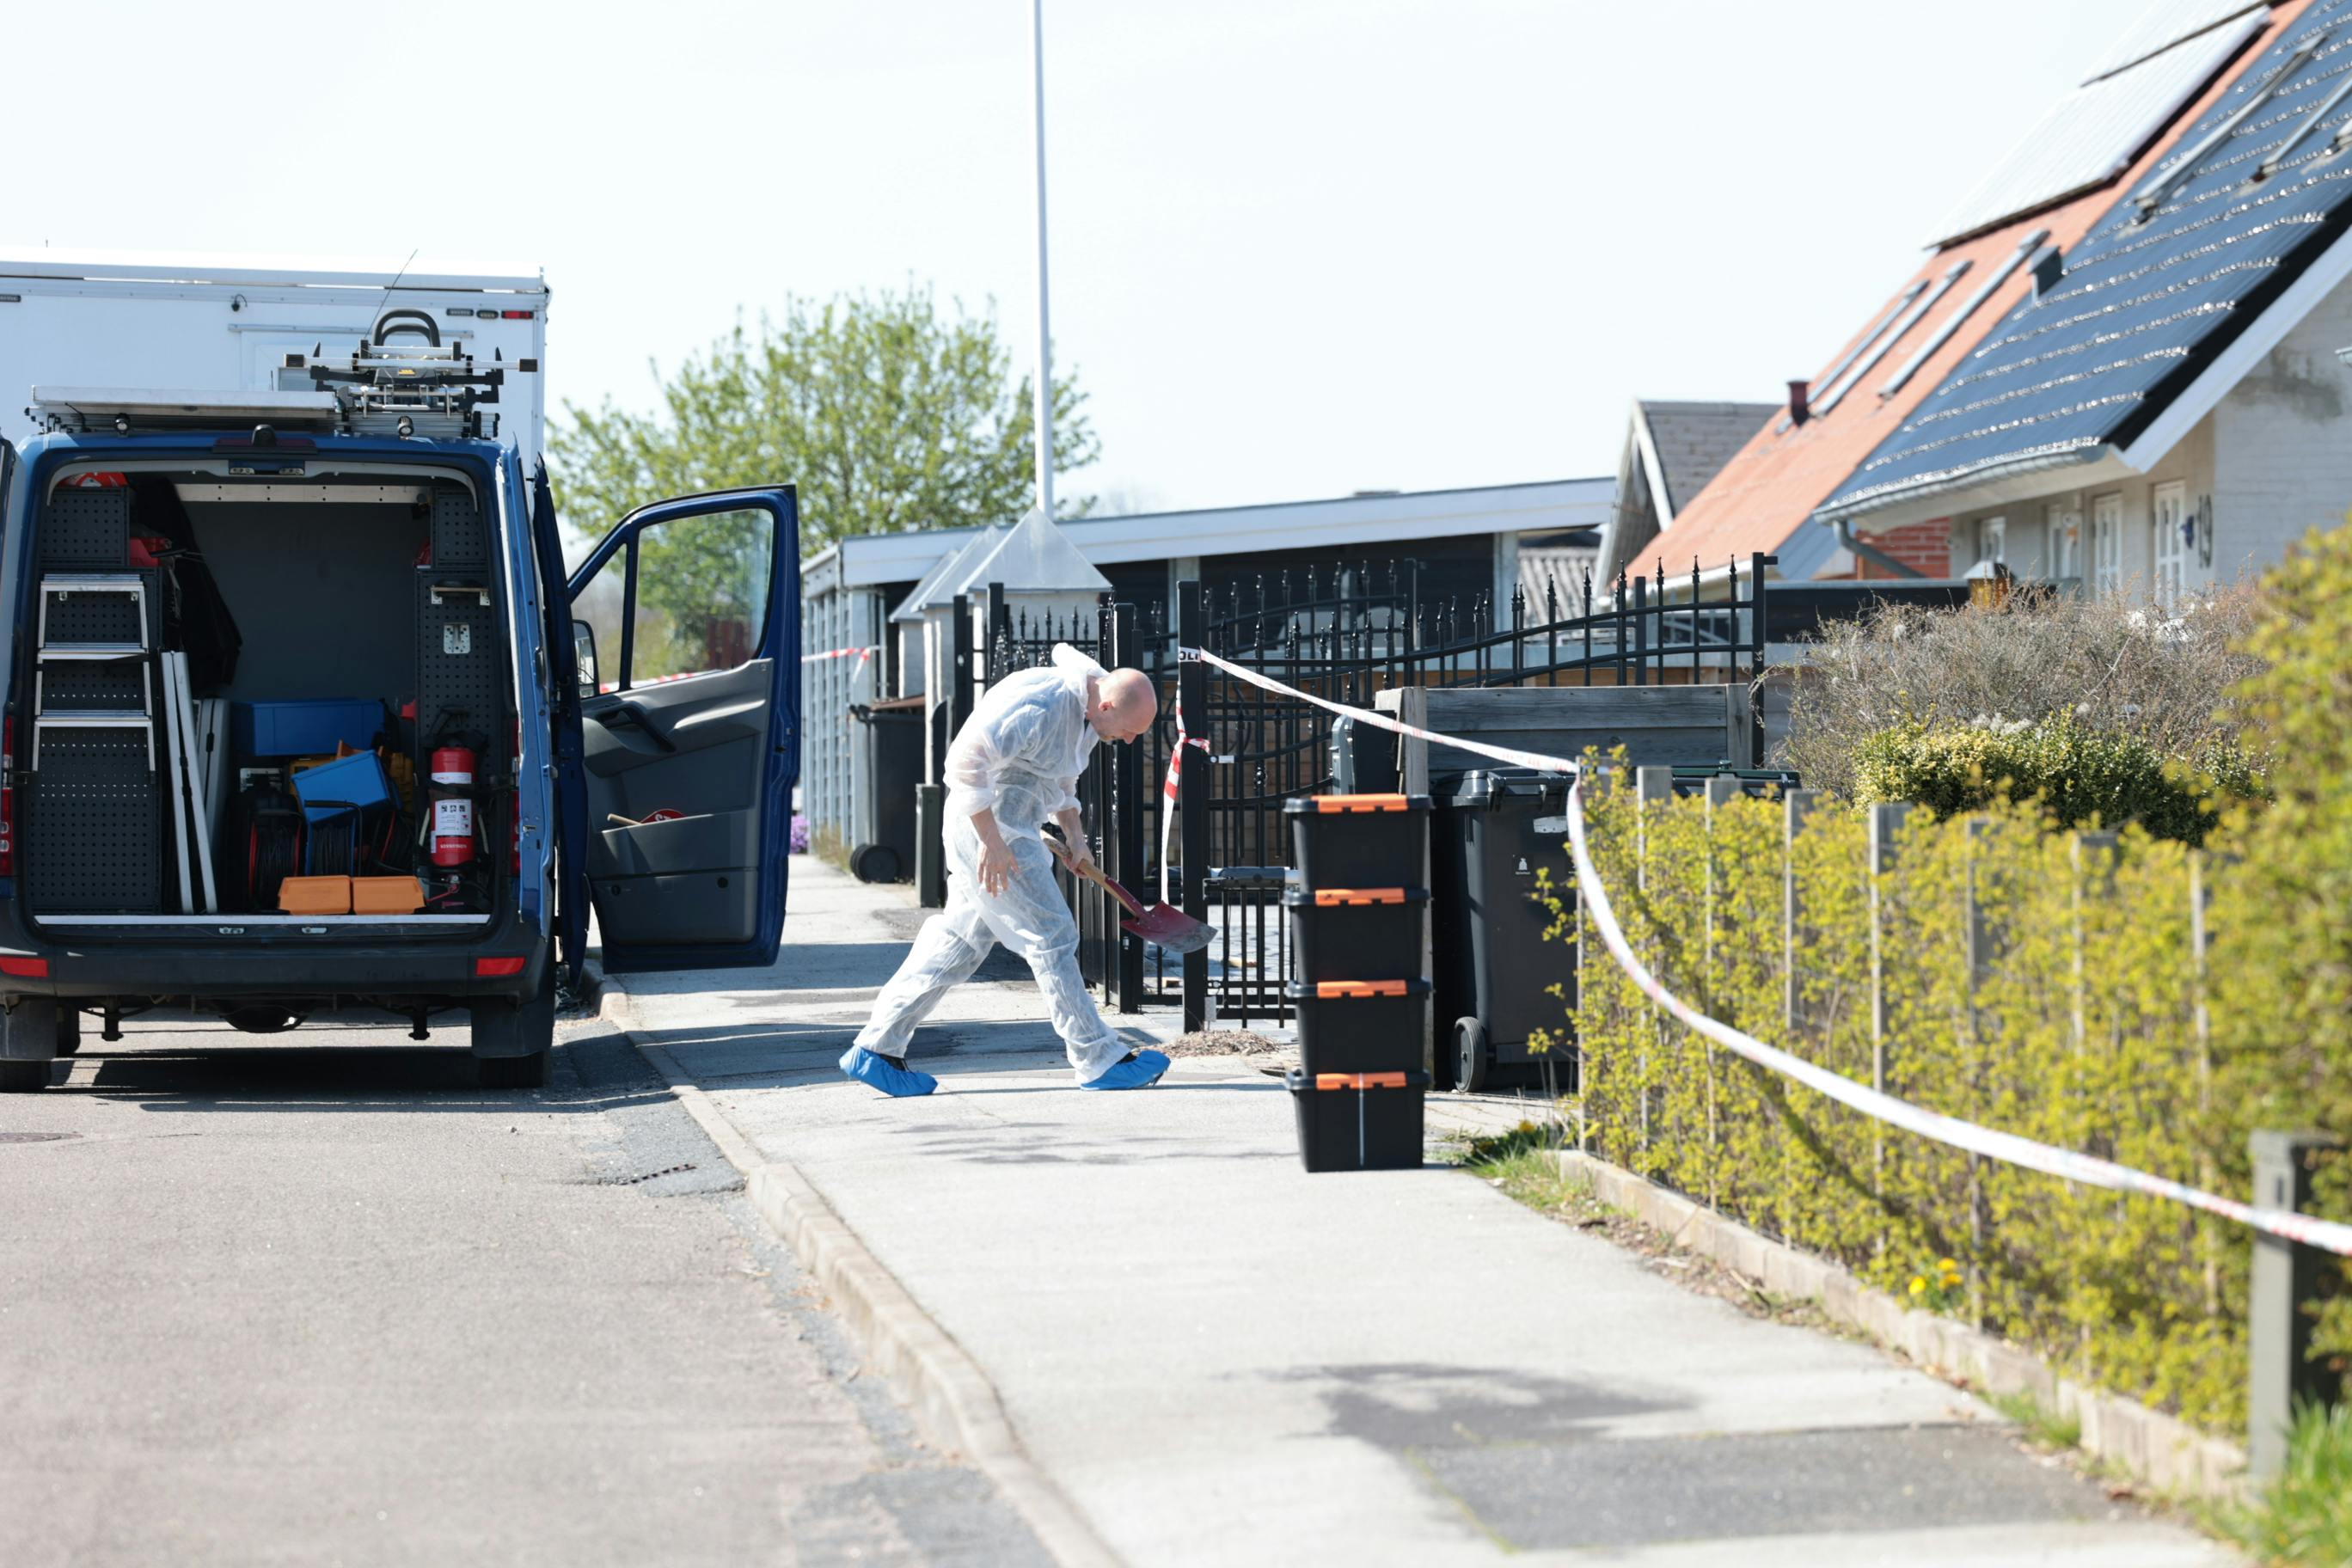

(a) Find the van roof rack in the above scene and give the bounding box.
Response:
[29,309,505,441]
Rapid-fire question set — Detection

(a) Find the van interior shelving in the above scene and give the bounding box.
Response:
[15,455,515,940]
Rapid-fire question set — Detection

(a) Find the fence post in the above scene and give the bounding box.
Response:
[984,581,1008,681]
[1631,573,1649,687]
[951,594,975,738]
[2191,851,2220,1316]
[1868,801,1911,1248]
[1112,601,1145,1013]
[2248,1130,2345,1482]
[1635,767,1674,1153]
[2069,831,2119,1054]
[1700,775,1740,1203]
[1749,553,1773,765]
[1783,788,1821,1029]
[1178,580,1210,1033]
[1962,815,1998,1324]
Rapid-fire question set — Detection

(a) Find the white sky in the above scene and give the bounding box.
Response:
[13,0,2157,516]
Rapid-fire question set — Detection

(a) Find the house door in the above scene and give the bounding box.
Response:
[2044,501,2080,585]
[2152,481,2187,609]
[2091,493,2123,595]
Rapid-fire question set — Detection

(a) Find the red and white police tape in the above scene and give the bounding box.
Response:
[801,644,877,666]
[1157,690,1211,904]
[1178,645,2352,1258]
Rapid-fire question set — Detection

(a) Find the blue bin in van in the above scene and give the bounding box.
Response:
[290,749,395,824]
[234,700,384,760]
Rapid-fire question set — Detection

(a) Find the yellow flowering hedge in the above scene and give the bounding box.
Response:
[1556,776,2335,1437]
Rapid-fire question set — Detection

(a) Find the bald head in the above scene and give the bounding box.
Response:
[1087,669,1159,744]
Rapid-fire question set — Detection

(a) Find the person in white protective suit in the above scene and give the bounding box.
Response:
[840,643,1169,1096]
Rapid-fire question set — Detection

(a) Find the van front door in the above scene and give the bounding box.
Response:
[562,487,800,972]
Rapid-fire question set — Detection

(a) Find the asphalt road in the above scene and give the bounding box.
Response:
[0,1009,1050,1568]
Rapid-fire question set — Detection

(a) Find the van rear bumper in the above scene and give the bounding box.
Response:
[0,901,548,1015]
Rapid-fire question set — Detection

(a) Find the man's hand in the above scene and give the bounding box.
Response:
[971,810,1019,898]
[1051,807,1091,874]
[977,842,1019,898]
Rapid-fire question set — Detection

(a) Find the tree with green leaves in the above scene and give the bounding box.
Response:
[549,286,1099,557]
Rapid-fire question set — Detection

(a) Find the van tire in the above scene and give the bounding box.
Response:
[477,1050,548,1090]
[472,964,554,1089]
[0,1059,49,1093]
[55,1009,82,1057]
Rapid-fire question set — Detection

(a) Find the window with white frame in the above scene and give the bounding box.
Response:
[2045,500,2080,583]
[1977,515,2006,567]
[2092,492,2123,594]
[2152,481,2187,609]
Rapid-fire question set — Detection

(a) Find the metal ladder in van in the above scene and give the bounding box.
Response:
[32,574,156,769]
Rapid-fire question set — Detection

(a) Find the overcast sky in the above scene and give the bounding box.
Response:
[14,0,2159,516]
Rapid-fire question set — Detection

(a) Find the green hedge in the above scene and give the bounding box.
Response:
[1849,713,2263,846]
[1556,778,2345,1438]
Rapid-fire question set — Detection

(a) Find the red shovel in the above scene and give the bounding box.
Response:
[1045,837,1219,955]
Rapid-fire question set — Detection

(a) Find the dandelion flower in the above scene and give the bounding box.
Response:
[1910,1277,1928,1296]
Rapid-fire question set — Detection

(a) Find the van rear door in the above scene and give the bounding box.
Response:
[560,486,799,973]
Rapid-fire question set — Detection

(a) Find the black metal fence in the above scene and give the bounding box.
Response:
[952,554,1773,1032]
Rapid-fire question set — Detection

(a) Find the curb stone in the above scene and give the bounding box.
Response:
[1553,1148,2250,1503]
[595,979,1122,1568]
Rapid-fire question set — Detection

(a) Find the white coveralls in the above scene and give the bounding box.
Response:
[852,644,1130,1082]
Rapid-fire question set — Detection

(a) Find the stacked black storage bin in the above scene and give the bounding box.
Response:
[1280,793,1432,1172]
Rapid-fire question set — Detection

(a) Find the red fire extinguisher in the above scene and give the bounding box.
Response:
[430,744,476,868]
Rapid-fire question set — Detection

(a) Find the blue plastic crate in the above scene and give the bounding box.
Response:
[233,700,384,760]
[291,749,395,825]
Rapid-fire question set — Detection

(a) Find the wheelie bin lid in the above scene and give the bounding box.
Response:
[1444,768,1574,805]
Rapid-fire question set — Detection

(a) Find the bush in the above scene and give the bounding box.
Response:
[1780,585,2268,800]
[1849,713,2263,846]
[2208,521,2352,1390]
[1562,785,2261,1433]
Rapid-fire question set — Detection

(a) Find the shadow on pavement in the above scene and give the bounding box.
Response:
[46,1034,665,1116]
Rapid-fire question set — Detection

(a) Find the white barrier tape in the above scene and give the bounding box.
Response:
[801,644,876,665]
[1179,645,2352,1258]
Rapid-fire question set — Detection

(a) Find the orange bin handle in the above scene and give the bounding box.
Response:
[1314,793,1413,813]
[1314,980,1410,998]
[1313,1072,1410,1090]
[1313,887,1407,907]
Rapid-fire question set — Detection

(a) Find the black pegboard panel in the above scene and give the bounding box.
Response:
[37,661,150,714]
[40,488,131,568]
[40,572,162,649]
[416,577,505,769]
[430,489,487,569]
[26,728,161,912]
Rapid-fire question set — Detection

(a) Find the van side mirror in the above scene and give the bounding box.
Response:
[573,620,600,698]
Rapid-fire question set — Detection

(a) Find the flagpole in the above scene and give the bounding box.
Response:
[1030,0,1055,521]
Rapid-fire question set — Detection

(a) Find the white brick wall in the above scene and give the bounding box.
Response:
[2211,266,2352,582]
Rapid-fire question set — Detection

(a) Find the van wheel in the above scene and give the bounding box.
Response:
[478,1051,548,1090]
[473,964,554,1090]
[0,1059,51,1093]
[55,1010,82,1057]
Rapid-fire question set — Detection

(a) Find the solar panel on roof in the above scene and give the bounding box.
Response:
[1926,8,2270,246]
[2081,0,2269,83]
[1822,0,2352,521]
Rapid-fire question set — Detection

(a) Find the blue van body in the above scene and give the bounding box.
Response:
[0,426,799,1087]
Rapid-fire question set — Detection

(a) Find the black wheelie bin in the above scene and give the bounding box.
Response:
[848,698,924,883]
[1431,768,1579,1093]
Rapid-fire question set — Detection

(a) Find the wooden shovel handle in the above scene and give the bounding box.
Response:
[1045,836,1147,918]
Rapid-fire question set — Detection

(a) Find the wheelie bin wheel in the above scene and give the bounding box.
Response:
[1452,1015,1489,1093]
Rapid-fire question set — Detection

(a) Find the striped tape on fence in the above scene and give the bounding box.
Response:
[801,644,877,665]
[1178,645,2352,1258]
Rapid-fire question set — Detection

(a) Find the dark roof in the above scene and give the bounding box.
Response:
[1637,401,1779,517]
[1822,0,2352,519]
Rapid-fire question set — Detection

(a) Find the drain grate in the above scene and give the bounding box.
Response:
[602,1161,696,1186]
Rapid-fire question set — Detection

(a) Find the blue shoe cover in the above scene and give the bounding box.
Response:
[1079,1050,1171,1091]
[840,1045,938,1098]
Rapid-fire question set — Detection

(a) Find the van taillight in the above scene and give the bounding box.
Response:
[499,309,535,320]
[0,716,16,877]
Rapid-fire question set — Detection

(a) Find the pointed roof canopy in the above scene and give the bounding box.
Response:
[892,508,1110,619]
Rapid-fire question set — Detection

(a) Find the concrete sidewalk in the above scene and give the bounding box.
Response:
[606,857,2236,1566]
